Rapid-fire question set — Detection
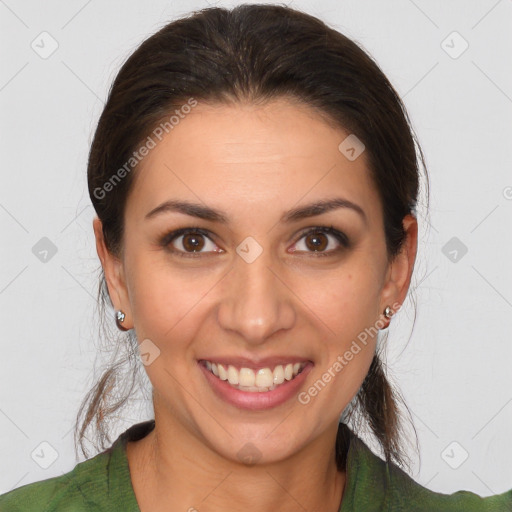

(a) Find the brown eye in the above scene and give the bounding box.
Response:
[181,233,206,252]
[292,226,349,256]
[304,231,328,251]
[161,227,222,257]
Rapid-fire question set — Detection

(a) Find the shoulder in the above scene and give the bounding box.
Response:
[345,434,512,511]
[0,446,113,511]
[0,420,156,512]
[385,458,512,511]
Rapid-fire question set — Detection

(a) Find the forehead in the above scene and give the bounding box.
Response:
[126,98,380,226]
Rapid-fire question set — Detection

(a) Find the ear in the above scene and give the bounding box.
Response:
[93,217,133,329]
[379,214,418,321]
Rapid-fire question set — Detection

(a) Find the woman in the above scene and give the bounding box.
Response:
[1,4,510,511]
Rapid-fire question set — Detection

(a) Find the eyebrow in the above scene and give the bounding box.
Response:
[145,197,367,225]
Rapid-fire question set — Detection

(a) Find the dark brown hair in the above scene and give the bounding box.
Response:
[78,3,428,472]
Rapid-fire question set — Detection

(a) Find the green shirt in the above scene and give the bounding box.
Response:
[0,420,510,511]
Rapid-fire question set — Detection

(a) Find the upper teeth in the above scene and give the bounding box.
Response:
[205,361,306,388]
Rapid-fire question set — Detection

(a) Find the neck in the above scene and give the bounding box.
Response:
[126,415,347,512]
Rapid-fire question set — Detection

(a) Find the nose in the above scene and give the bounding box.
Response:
[216,247,296,345]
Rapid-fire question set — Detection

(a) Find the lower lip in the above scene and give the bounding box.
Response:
[198,361,313,411]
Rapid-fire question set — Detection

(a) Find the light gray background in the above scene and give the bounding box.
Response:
[1,0,511,498]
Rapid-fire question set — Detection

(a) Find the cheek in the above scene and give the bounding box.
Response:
[126,254,216,342]
[295,265,382,338]
[296,267,380,382]
[333,344,375,410]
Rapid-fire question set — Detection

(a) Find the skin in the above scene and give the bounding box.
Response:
[93,97,417,512]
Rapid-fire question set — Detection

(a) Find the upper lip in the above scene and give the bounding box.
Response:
[198,356,312,370]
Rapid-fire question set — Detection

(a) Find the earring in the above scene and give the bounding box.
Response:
[383,306,393,319]
[115,310,128,331]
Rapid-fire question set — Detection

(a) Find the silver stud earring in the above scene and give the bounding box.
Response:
[383,306,393,319]
[115,310,128,331]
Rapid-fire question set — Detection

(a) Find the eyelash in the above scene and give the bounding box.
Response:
[159,225,350,258]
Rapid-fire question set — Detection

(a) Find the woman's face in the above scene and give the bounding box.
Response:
[96,97,416,465]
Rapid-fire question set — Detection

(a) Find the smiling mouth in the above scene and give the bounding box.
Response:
[199,360,308,392]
